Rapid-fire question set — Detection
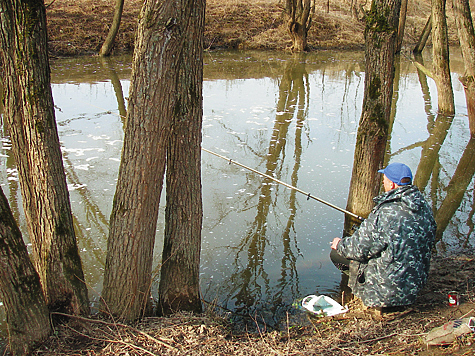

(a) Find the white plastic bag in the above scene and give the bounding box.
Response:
[301,295,348,317]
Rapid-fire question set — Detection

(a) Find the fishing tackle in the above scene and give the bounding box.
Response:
[202,147,364,221]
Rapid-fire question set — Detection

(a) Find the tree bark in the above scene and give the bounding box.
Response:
[345,0,401,233]
[285,0,314,52]
[99,0,124,56]
[396,0,407,53]
[0,188,51,356]
[413,15,432,54]
[101,0,195,321]
[432,0,455,115]
[0,0,89,316]
[452,0,475,136]
[158,0,205,316]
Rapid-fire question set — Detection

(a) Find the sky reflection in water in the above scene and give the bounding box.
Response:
[0,50,473,331]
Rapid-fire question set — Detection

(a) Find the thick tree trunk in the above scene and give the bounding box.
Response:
[99,0,124,56]
[345,0,401,233]
[432,0,455,115]
[0,0,89,316]
[413,15,432,54]
[101,0,194,321]
[0,188,51,356]
[158,0,205,316]
[285,0,314,52]
[452,0,475,136]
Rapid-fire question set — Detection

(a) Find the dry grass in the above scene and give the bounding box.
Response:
[29,255,475,356]
[45,0,470,57]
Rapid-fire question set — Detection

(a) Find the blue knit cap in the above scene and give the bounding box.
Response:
[378,163,413,186]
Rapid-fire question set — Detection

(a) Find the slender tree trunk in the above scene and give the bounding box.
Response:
[0,188,51,356]
[101,0,194,321]
[432,0,455,115]
[0,0,89,316]
[465,77,475,136]
[99,0,124,56]
[413,15,432,54]
[452,0,475,136]
[285,0,314,52]
[158,0,205,316]
[350,0,359,19]
[344,0,401,233]
[0,78,3,114]
[396,0,407,53]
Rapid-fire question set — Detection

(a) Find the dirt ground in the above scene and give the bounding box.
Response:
[45,0,465,57]
[10,0,472,355]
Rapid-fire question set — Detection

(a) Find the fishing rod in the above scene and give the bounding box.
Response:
[73,98,363,220]
[202,147,364,221]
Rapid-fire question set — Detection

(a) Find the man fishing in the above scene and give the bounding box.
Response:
[330,162,437,312]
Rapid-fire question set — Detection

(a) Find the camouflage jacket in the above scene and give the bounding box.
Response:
[337,185,436,307]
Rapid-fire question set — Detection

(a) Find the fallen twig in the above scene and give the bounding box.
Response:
[51,312,178,351]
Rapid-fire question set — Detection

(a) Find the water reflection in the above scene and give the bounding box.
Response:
[435,138,475,249]
[98,57,127,122]
[214,55,308,325]
[0,51,474,338]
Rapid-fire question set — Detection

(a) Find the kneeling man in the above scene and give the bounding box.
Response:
[331,163,436,309]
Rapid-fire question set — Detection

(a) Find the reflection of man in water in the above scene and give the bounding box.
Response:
[330,163,436,309]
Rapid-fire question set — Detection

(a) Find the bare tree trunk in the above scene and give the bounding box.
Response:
[158,0,205,316]
[344,0,401,233]
[413,15,432,54]
[101,0,194,321]
[99,0,124,56]
[0,78,3,115]
[285,0,315,52]
[396,0,407,53]
[350,0,359,18]
[0,0,89,316]
[0,188,51,356]
[452,0,475,136]
[432,0,455,115]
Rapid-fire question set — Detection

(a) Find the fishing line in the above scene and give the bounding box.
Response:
[69,99,363,221]
[202,147,364,221]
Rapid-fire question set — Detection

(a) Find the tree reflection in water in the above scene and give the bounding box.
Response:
[0,52,473,335]
[219,55,308,327]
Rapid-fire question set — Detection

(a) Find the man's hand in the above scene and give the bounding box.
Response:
[331,237,341,250]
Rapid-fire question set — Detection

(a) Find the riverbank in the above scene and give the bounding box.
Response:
[32,254,474,355]
[46,0,464,57]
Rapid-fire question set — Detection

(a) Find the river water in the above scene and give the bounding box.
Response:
[0,50,474,337]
